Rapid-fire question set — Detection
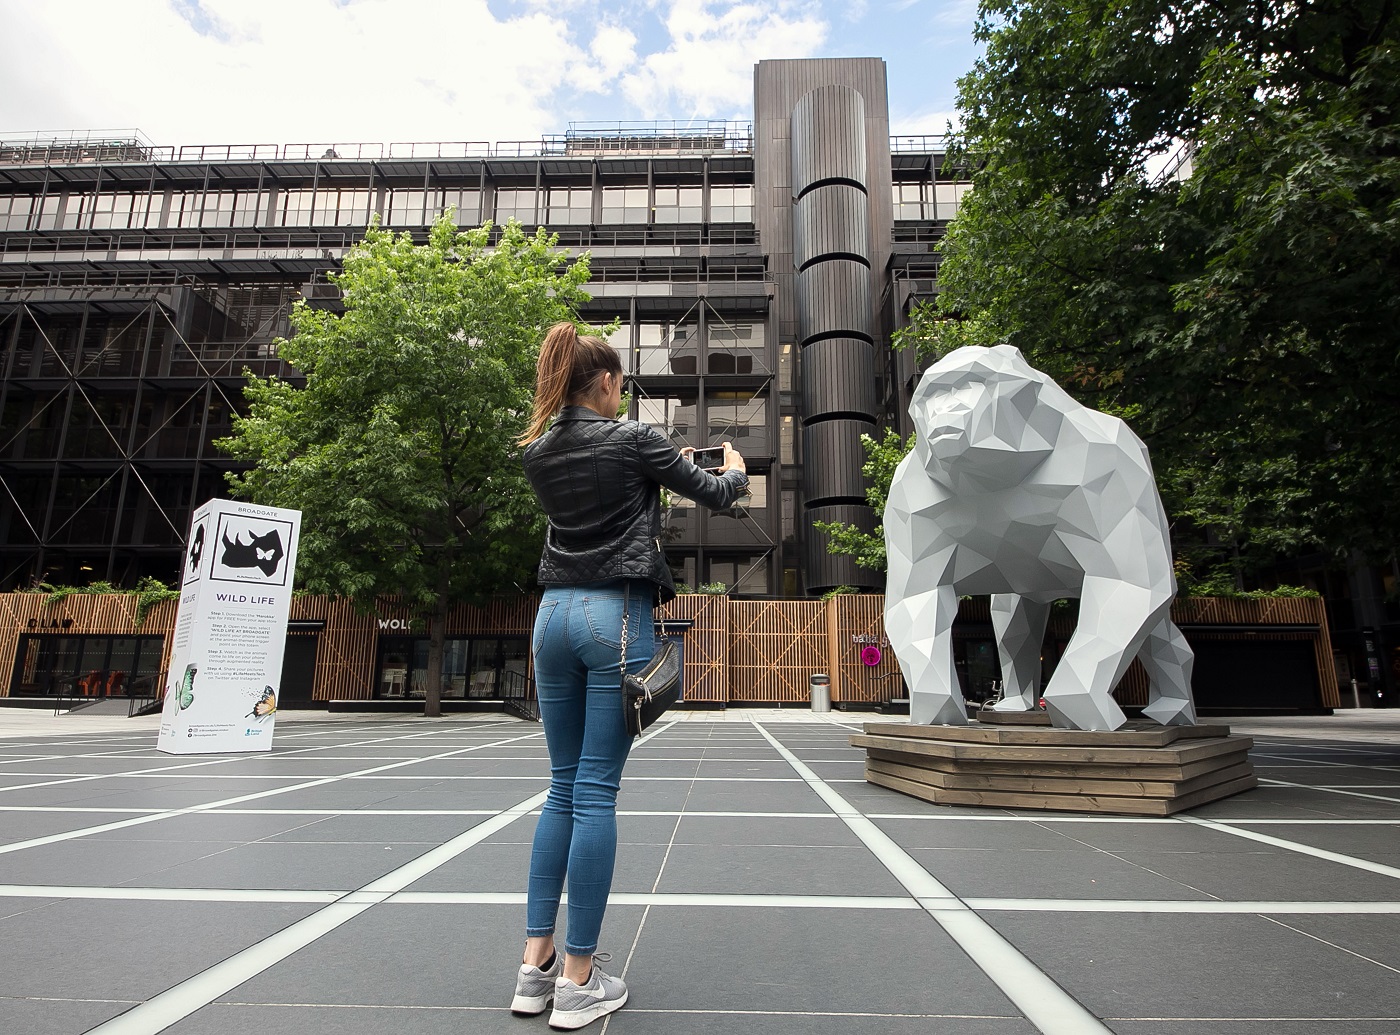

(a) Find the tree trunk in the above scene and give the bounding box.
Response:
[424,598,447,719]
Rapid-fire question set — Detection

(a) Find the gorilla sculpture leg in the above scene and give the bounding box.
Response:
[1139,617,1198,726]
[989,594,1050,712]
[886,584,970,725]
[1041,577,1171,731]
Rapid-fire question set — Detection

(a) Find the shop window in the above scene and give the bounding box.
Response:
[10,634,164,696]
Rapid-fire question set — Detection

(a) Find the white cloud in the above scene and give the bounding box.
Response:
[589,24,640,86]
[619,1,828,118]
[890,107,962,137]
[0,0,591,146]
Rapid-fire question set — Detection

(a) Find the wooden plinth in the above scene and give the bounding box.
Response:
[851,721,1257,816]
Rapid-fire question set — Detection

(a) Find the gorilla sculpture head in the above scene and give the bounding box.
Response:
[910,345,1071,493]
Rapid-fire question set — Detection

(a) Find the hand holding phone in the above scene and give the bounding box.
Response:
[688,446,726,471]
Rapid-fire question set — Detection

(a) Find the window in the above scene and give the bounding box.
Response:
[893,181,932,220]
[780,414,795,464]
[637,392,698,445]
[934,181,972,220]
[778,341,794,391]
[277,189,315,226]
[439,189,482,225]
[709,185,752,222]
[312,188,370,227]
[601,185,648,224]
[494,187,536,224]
[601,320,632,373]
[638,320,698,376]
[707,554,769,595]
[545,185,591,224]
[0,193,36,231]
[199,190,255,228]
[653,184,702,223]
[706,390,767,458]
[385,188,426,226]
[707,320,768,374]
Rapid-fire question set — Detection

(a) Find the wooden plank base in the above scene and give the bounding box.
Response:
[853,720,1257,816]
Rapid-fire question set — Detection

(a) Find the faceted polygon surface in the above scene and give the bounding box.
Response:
[2,713,1399,1035]
[885,345,1197,731]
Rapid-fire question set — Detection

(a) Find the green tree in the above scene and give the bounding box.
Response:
[812,429,914,573]
[219,216,594,716]
[926,0,1400,576]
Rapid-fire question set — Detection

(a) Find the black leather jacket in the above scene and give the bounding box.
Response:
[523,406,749,604]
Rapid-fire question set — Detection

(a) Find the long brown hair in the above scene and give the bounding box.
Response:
[519,322,623,445]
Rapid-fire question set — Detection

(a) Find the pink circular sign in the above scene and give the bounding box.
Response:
[860,645,883,667]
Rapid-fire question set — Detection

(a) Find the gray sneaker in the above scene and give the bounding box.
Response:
[548,956,628,1030]
[511,952,562,1016]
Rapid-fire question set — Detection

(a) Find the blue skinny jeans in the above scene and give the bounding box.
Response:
[526,580,653,956]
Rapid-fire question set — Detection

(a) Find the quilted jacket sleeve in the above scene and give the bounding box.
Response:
[635,423,748,509]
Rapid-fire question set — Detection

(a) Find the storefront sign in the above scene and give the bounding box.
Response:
[157,499,301,755]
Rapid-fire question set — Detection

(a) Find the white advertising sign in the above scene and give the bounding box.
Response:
[157,499,302,755]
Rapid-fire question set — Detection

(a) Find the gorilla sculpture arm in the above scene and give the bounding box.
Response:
[883,345,1197,732]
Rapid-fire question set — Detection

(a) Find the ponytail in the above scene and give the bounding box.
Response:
[519,321,623,445]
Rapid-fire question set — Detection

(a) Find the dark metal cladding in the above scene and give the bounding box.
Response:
[802,418,878,502]
[795,260,874,344]
[801,337,878,421]
[792,182,871,269]
[791,85,868,197]
[805,503,882,590]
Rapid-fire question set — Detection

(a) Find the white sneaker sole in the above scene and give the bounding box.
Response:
[548,989,628,1030]
[511,991,552,1016]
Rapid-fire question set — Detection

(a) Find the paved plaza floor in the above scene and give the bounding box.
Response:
[1,708,1398,1034]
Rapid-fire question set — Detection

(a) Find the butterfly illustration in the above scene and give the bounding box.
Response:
[175,664,197,711]
[255,547,275,561]
[247,686,277,719]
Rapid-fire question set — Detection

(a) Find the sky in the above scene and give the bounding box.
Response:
[0,0,981,149]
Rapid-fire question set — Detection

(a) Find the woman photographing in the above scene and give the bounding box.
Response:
[512,322,748,1029]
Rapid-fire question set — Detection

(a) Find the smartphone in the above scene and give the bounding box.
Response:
[689,446,726,471]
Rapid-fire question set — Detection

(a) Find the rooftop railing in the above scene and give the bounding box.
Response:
[1,123,953,168]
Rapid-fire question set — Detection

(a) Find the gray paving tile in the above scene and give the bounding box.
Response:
[0,899,321,1001]
[606,1013,1038,1034]
[0,836,246,886]
[674,815,860,848]
[912,846,1215,900]
[655,842,907,896]
[1110,849,1400,902]
[0,995,130,1035]
[877,818,1104,852]
[126,840,434,890]
[167,1003,522,1035]
[405,839,669,894]
[625,905,1019,1016]
[1268,913,1400,970]
[261,813,488,844]
[1109,1022,1400,1034]
[84,811,336,843]
[221,903,646,1007]
[664,781,825,813]
[0,810,144,843]
[982,911,1400,1019]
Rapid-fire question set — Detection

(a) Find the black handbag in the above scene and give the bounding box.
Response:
[620,584,682,736]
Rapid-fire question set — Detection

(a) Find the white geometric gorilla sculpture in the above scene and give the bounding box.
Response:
[884,345,1197,732]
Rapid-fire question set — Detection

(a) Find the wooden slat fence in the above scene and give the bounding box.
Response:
[0,591,1338,710]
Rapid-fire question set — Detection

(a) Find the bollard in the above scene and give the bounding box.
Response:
[1352,678,1361,709]
[810,673,831,713]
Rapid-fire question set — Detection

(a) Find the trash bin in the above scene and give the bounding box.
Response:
[810,673,831,713]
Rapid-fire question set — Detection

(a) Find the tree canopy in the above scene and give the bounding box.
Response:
[921,0,1400,579]
[219,216,594,714]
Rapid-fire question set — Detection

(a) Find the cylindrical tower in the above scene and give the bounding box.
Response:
[790,84,880,591]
